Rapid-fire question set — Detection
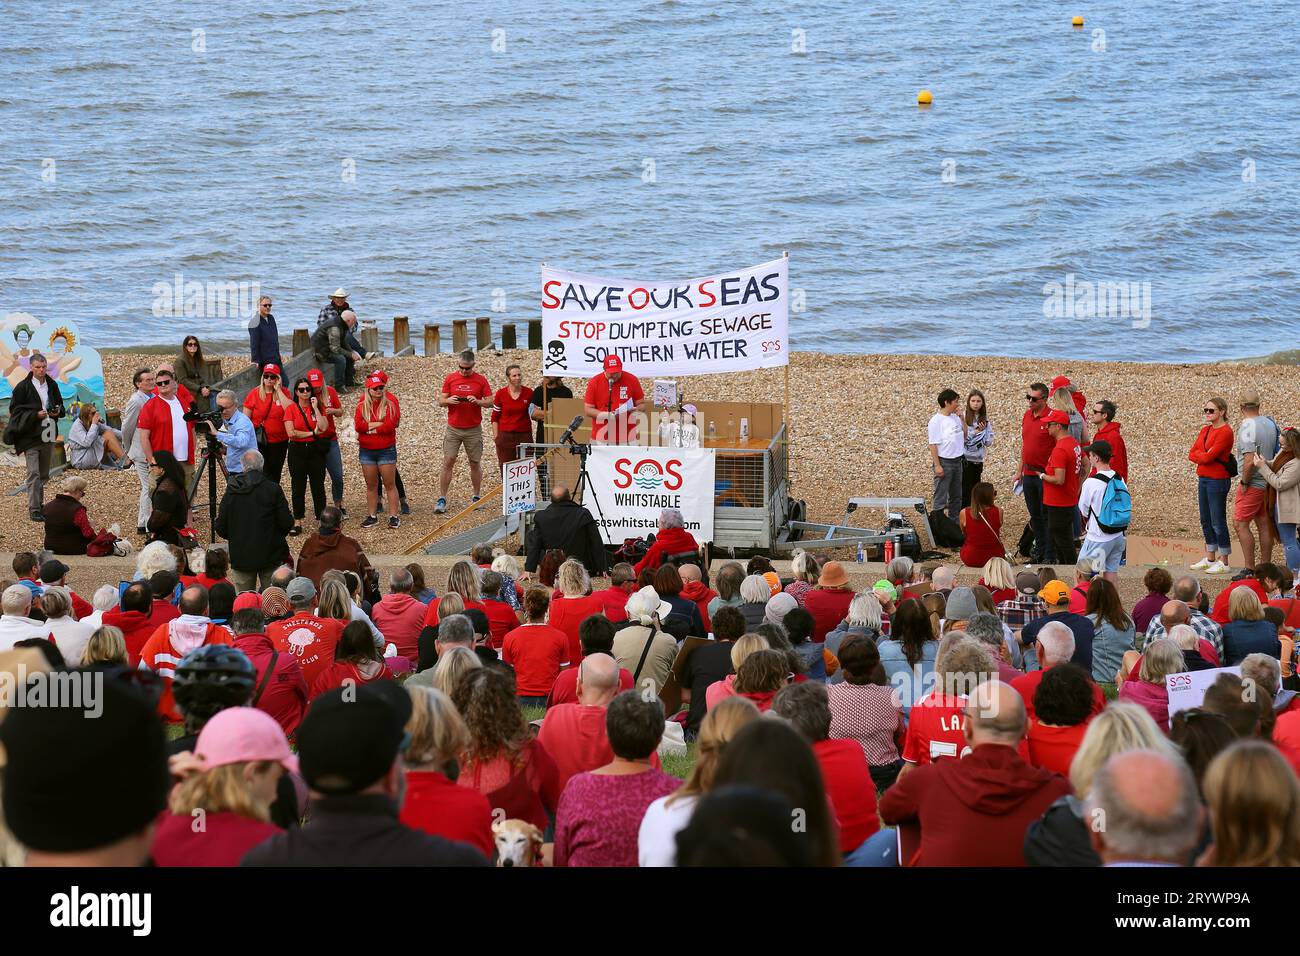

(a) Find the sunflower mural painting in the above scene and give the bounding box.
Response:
[0,316,105,444]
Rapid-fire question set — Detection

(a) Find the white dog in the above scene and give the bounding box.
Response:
[493,819,543,867]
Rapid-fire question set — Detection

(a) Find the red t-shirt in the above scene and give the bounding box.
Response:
[284,400,323,443]
[354,393,400,450]
[812,738,881,853]
[901,693,969,765]
[243,386,292,443]
[1211,577,1269,626]
[1025,720,1091,777]
[491,386,534,434]
[546,662,634,709]
[502,623,571,695]
[400,770,494,860]
[1272,711,1300,778]
[422,596,487,628]
[309,660,395,700]
[1042,435,1082,507]
[443,372,493,429]
[1021,407,1054,475]
[483,598,521,649]
[584,372,644,442]
[314,386,342,440]
[547,593,608,666]
[137,393,197,464]
[536,702,663,792]
[266,613,344,688]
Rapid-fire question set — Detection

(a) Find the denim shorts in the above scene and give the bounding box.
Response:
[1078,534,1125,572]
[358,444,397,466]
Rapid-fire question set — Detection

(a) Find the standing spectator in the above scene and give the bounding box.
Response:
[583,354,646,446]
[436,349,493,514]
[803,561,855,643]
[961,389,994,508]
[1251,426,1300,588]
[121,367,156,535]
[228,600,308,739]
[200,389,258,475]
[1234,391,1280,574]
[138,586,234,723]
[453,667,560,832]
[553,692,679,867]
[136,365,196,488]
[1087,399,1128,481]
[283,375,330,534]
[1133,567,1173,635]
[1200,741,1300,867]
[399,686,494,860]
[959,481,1005,568]
[151,707,292,867]
[1221,588,1281,666]
[145,450,190,547]
[1020,382,1055,562]
[355,372,402,529]
[927,388,964,523]
[880,680,1070,867]
[176,335,219,412]
[537,653,625,789]
[638,697,761,866]
[302,368,348,519]
[243,364,292,484]
[1085,750,1201,866]
[491,364,534,472]
[1189,397,1236,574]
[266,578,345,688]
[67,404,126,469]
[1041,409,1082,565]
[370,567,428,661]
[1025,663,1096,776]
[1085,578,1135,684]
[242,684,486,867]
[309,620,394,699]
[502,588,571,707]
[247,294,283,373]
[41,476,98,555]
[310,289,362,389]
[1118,638,1182,731]
[1077,439,1127,582]
[827,635,905,789]
[5,353,64,522]
[215,449,293,592]
[526,484,608,576]
[295,505,371,588]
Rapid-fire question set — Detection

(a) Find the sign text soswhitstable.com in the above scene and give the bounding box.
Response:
[540,257,789,378]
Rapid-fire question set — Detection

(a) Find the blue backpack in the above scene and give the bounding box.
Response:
[1092,473,1131,534]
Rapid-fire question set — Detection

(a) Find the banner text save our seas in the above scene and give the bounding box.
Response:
[539,258,790,378]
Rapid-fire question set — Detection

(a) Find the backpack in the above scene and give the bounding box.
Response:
[1091,473,1132,534]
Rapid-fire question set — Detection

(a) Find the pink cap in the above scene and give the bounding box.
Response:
[194,707,298,774]
[603,354,622,372]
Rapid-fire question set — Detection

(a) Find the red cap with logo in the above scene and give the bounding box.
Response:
[1044,409,1071,427]
[261,363,281,377]
[306,368,324,387]
[365,372,385,389]
[603,354,622,373]
[1050,375,1071,392]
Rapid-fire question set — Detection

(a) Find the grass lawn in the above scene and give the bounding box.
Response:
[525,706,698,780]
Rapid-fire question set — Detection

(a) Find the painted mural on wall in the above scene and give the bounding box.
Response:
[0,314,106,443]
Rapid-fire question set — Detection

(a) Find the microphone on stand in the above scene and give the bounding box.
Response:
[558,415,585,445]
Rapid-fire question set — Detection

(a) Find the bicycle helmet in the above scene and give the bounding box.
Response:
[172,645,256,722]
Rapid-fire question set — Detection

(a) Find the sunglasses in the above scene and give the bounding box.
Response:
[261,303,272,307]
[1025,394,1044,402]
[296,386,312,393]
[369,384,385,390]
[1203,408,1218,414]
[155,378,172,385]
[262,373,279,379]
[458,365,474,371]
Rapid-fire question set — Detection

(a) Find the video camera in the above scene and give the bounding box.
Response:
[184,403,223,431]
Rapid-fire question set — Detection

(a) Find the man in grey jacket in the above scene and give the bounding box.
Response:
[119,367,155,536]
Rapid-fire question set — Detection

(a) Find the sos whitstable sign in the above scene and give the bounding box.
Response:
[540,257,789,378]
[584,446,716,545]
[503,458,537,515]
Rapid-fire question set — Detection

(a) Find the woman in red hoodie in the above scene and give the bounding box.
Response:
[355,372,402,530]
[1188,396,1235,574]
[309,620,394,700]
[633,508,700,575]
[151,707,293,866]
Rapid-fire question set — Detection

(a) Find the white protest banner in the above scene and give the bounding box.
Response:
[583,445,715,545]
[1166,666,1241,716]
[540,257,789,378]
[503,458,537,515]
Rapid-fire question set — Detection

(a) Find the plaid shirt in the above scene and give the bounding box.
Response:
[1144,610,1224,656]
[997,594,1047,637]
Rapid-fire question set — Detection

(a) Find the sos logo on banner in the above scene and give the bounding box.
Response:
[613,457,684,491]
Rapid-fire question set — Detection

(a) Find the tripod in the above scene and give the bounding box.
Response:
[187,432,228,543]
[564,437,610,540]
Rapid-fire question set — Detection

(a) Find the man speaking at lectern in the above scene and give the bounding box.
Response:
[584,355,647,445]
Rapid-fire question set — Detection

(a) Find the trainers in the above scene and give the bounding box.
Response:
[435,497,447,514]
[337,505,348,519]
[400,499,411,515]
[29,511,44,522]
[388,515,401,529]
[360,514,380,529]
[288,524,302,536]
[471,495,481,506]
[1205,560,1230,574]
[1190,557,1212,571]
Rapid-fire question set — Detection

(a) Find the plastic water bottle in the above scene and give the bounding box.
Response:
[707,420,716,442]
[856,542,865,564]
[727,413,735,440]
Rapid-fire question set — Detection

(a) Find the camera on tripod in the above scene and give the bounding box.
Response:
[184,404,223,431]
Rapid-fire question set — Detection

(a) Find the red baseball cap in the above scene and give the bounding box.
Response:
[603,354,622,373]
[1050,375,1071,392]
[306,368,324,387]
[233,591,263,612]
[374,369,389,384]
[365,372,385,389]
[261,363,281,377]
[1044,409,1070,427]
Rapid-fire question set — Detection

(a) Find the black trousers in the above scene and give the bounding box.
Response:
[376,469,407,506]
[1045,504,1077,565]
[260,440,288,485]
[287,441,327,521]
[961,460,984,508]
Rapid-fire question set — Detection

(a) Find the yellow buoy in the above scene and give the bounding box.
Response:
[1072,15,1084,27]
[917,89,933,106]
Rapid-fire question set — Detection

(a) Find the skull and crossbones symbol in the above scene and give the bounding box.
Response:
[545,339,567,370]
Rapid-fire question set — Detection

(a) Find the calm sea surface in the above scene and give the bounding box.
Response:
[1,0,1297,360]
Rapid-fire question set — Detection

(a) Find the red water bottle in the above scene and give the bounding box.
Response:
[883,536,895,564]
